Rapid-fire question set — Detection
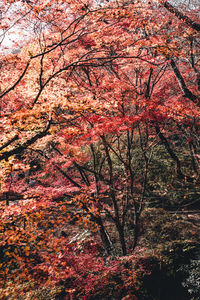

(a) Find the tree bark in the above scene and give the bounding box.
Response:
[163,1,200,32]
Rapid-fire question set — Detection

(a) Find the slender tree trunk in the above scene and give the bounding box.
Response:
[132,213,139,250]
[116,221,127,256]
[99,220,112,255]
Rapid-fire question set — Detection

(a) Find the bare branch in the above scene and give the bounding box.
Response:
[163,1,200,32]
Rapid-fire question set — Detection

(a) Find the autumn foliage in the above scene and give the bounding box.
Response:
[0,0,199,298]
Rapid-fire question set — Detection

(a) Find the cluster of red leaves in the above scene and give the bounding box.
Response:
[0,198,158,299]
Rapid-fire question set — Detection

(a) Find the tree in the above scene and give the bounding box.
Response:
[0,0,199,296]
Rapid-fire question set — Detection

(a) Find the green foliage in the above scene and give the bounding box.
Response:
[141,208,199,247]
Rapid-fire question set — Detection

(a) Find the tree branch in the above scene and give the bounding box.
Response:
[170,58,199,106]
[163,1,200,32]
[0,61,30,98]
[0,121,51,162]
[0,135,19,152]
